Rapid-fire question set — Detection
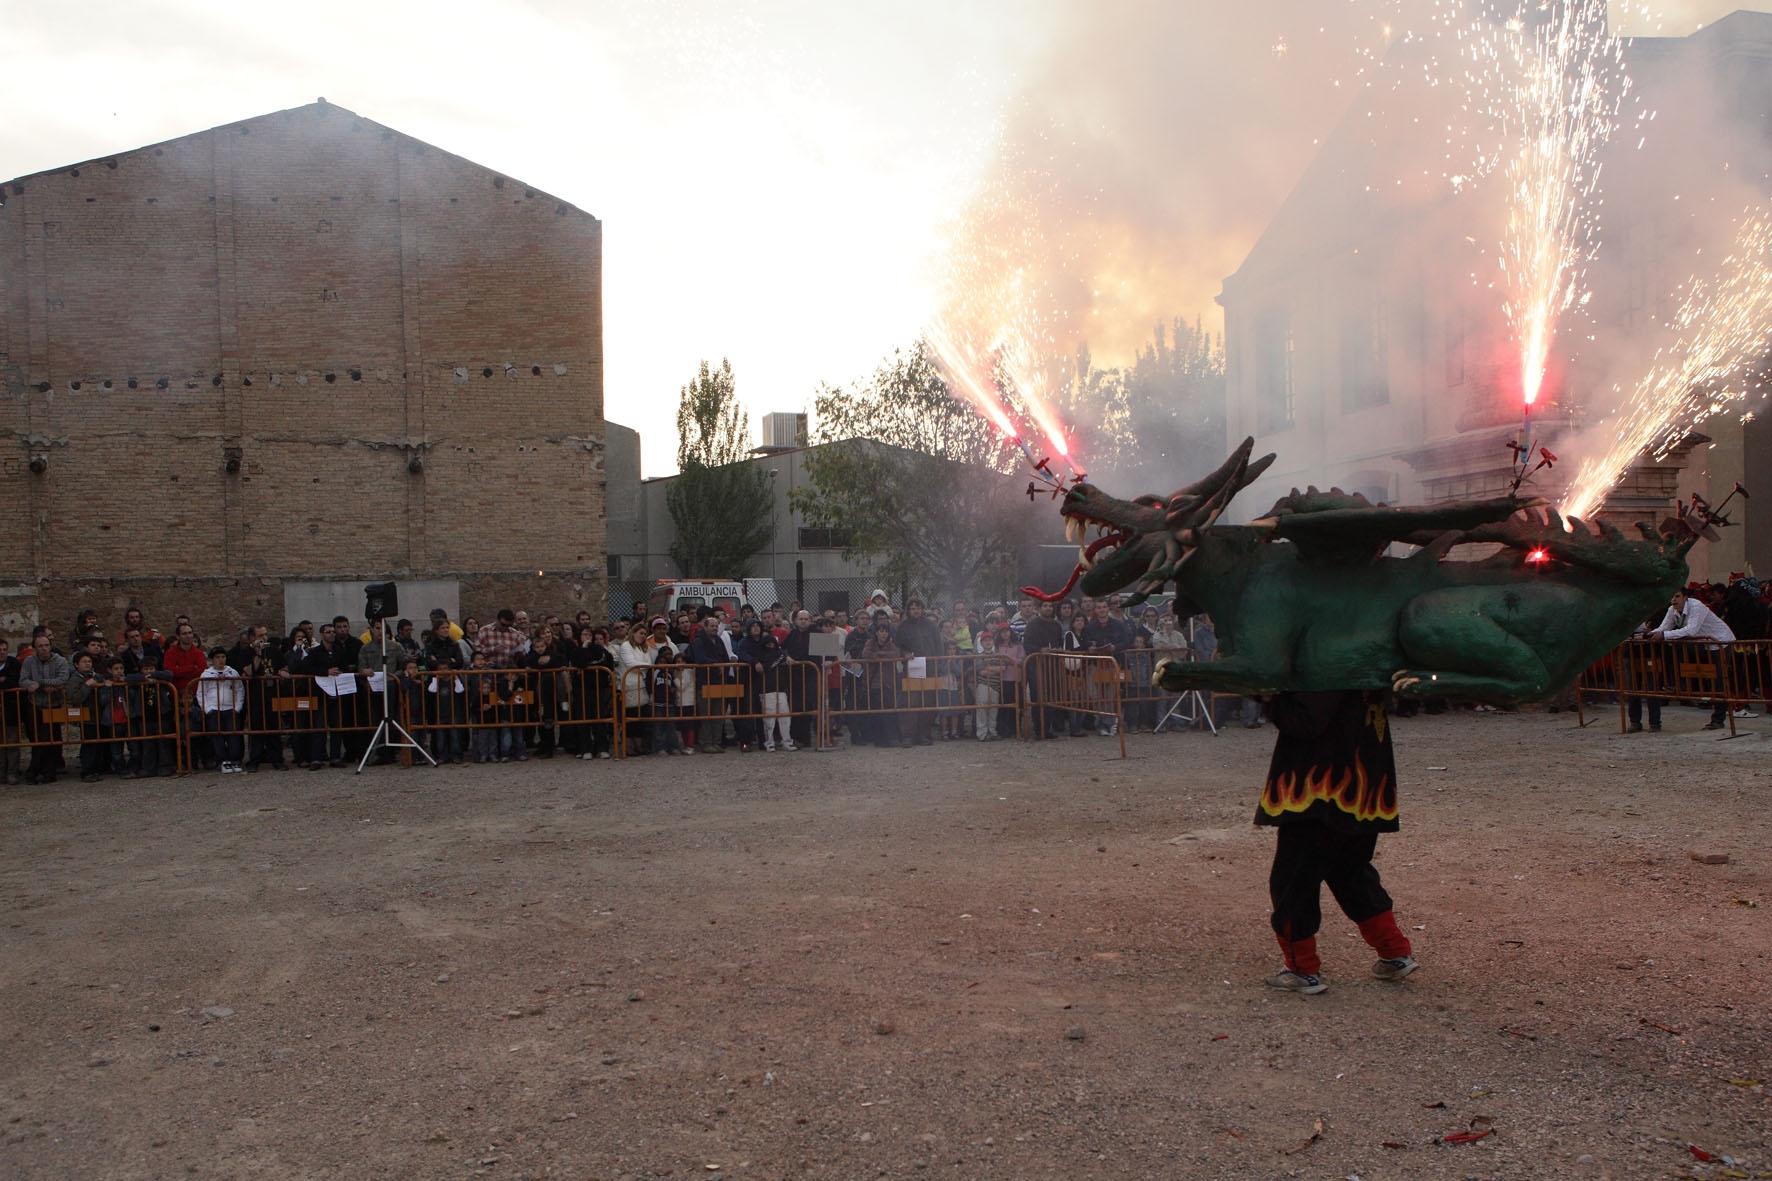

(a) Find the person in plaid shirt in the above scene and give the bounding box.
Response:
[476,609,528,669]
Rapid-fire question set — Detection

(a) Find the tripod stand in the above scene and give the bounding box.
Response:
[1155,618,1218,735]
[356,616,437,772]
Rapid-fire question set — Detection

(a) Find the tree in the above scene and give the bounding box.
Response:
[1059,317,1226,492]
[665,359,774,577]
[791,340,1040,600]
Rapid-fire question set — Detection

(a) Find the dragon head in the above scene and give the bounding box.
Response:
[1026,438,1276,604]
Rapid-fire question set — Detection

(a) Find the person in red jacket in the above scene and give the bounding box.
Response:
[161,622,208,695]
[159,622,210,771]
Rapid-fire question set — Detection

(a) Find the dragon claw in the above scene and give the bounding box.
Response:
[1391,669,1421,694]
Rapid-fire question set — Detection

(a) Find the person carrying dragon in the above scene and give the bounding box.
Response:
[1257,690,1417,993]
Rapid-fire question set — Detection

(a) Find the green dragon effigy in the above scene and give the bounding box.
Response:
[1036,438,1695,705]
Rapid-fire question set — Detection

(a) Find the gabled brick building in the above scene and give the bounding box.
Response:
[0,101,608,636]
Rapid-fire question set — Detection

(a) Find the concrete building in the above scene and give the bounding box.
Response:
[0,101,609,637]
[612,437,886,616]
[1219,11,1772,580]
[606,417,1064,616]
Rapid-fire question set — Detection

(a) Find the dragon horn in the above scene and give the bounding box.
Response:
[1168,437,1256,505]
[1188,454,1249,532]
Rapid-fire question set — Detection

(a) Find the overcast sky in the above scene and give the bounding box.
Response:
[1,1,1750,474]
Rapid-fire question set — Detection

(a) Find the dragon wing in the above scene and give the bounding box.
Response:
[1253,497,1537,562]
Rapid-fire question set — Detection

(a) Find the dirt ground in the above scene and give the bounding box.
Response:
[1,705,1768,1180]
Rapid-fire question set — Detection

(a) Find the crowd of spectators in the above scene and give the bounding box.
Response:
[0,592,1249,784]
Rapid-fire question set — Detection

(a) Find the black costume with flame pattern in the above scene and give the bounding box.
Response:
[1259,690,1412,977]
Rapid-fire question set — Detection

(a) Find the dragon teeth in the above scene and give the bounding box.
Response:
[1078,544,1093,569]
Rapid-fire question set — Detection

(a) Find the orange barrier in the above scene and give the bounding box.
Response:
[1,680,188,780]
[1576,638,1769,735]
[617,659,823,754]
[1022,652,1126,758]
[834,652,1027,746]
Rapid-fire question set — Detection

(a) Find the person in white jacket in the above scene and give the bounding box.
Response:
[1649,588,1752,729]
[616,618,685,754]
[196,647,248,773]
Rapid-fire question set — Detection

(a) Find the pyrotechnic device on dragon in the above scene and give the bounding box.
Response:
[1030,438,1697,706]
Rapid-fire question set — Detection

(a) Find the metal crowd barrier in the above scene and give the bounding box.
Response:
[834,652,1027,746]
[1022,652,1127,758]
[617,659,823,754]
[1,680,190,779]
[1575,638,1770,736]
[0,664,634,779]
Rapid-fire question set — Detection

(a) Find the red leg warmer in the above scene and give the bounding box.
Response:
[1356,910,1412,959]
[1275,933,1321,975]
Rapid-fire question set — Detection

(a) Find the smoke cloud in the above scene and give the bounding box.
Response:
[938,3,1417,367]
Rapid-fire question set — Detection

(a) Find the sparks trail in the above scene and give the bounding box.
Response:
[1562,203,1772,521]
[1485,0,1626,412]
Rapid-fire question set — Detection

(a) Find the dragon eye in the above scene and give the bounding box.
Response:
[1132,494,1163,507]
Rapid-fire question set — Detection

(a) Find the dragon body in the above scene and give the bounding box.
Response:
[1044,438,1694,705]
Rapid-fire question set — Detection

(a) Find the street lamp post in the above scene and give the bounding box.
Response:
[768,469,780,583]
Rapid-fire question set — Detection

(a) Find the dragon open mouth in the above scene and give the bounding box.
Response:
[1022,514,1134,602]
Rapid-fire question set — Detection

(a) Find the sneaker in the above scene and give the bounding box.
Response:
[1626,722,1643,733]
[597,751,611,760]
[781,740,797,751]
[1732,708,1759,719]
[1702,721,1727,730]
[1373,955,1418,981]
[1264,970,1327,994]
[763,743,774,751]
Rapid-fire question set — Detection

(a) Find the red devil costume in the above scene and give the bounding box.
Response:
[1258,690,1415,992]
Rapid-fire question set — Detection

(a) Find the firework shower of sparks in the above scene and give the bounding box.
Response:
[1488,0,1627,409]
[1561,203,1772,522]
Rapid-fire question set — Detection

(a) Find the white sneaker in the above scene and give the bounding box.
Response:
[1733,708,1759,719]
[781,740,797,751]
[597,751,611,759]
[763,743,774,751]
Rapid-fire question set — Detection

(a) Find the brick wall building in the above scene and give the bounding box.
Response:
[0,101,607,638]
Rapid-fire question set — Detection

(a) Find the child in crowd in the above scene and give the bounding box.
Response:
[428,655,467,764]
[496,668,530,762]
[974,630,1007,741]
[196,646,246,774]
[758,634,794,751]
[647,649,687,755]
[97,656,133,776]
[131,653,177,776]
[397,659,429,763]
[63,652,109,781]
[469,651,499,763]
[939,641,964,739]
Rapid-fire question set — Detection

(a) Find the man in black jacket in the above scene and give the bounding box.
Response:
[0,636,21,784]
[782,609,816,749]
[1021,600,1066,738]
[303,623,351,768]
[894,598,941,745]
[687,612,741,752]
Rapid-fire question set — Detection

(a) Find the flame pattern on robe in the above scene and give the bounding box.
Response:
[1256,690,1400,833]
[1260,756,1398,824]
